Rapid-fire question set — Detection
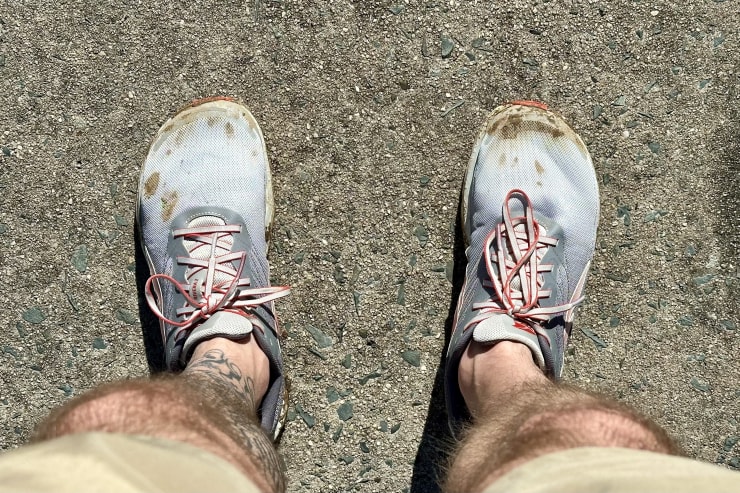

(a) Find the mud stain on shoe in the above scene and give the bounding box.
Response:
[207,117,218,127]
[499,114,523,138]
[161,190,179,221]
[498,154,506,168]
[504,118,565,140]
[487,106,566,140]
[143,172,160,198]
[173,124,194,147]
[225,122,235,137]
[486,117,505,135]
[163,123,175,134]
[485,106,590,158]
[535,160,544,175]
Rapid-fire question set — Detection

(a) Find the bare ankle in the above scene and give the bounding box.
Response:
[458,341,548,418]
[185,336,270,411]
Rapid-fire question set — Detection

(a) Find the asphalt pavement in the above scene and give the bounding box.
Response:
[0,1,738,492]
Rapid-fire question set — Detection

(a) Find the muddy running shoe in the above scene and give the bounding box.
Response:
[445,101,600,435]
[136,97,289,439]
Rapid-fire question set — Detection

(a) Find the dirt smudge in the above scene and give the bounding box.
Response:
[143,172,160,198]
[161,190,179,221]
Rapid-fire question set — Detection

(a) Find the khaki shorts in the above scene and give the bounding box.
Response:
[0,433,738,492]
[0,433,259,493]
[485,446,740,493]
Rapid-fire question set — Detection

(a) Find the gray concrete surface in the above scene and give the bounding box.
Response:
[0,0,738,491]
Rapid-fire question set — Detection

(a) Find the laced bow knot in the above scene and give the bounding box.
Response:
[194,295,222,319]
[464,189,584,335]
[144,222,290,339]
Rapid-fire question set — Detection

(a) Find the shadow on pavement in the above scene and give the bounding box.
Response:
[133,222,167,373]
[409,204,468,493]
[711,92,739,276]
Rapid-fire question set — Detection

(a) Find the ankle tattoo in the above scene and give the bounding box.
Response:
[185,349,257,412]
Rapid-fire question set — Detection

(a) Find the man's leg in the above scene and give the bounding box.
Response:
[33,336,283,493]
[444,341,679,492]
[10,98,292,493]
[442,102,679,493]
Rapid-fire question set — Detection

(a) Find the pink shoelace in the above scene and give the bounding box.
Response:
[464,189,584,339]
[145,223,290,341]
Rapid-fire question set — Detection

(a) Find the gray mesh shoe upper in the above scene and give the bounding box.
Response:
[136,99,289,439]
[446,102,600,435]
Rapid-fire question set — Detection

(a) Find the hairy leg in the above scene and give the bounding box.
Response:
[444,342,680,493]
[34,337,285,493]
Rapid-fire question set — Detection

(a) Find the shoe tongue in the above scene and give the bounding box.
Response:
[181,312,254,366]
[472,314,546,370]
[184,215,236,287]
[473,313,517,341]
